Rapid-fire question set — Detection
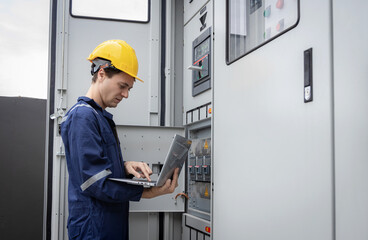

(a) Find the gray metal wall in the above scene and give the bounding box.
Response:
[0,96,46,240]
[334,0,368,239]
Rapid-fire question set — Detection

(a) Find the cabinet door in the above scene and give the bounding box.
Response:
[213,1,334,239]
[56,0,158,126]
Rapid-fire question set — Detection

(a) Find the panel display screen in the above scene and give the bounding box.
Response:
[227,0,300,64]
[194,37,210,61]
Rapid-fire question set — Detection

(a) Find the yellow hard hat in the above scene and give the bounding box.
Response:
[87,39,143,82]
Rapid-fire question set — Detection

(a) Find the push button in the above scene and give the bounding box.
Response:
[276,19,284,32]
[264,5,271,17]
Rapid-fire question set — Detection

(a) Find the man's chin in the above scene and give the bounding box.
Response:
[108,102,119,108]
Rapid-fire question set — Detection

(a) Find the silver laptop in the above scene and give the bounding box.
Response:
[109,134,192,187]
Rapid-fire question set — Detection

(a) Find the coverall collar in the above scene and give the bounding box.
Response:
[77,96,113,120]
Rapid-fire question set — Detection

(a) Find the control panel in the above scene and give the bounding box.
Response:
[191,27,211,96]
[187,135,211,220]
[183,1,213,125]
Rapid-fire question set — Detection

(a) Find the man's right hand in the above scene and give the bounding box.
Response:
[124,161,152,181]
[141,168,179,199]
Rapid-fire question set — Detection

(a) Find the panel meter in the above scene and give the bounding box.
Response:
[192,27,211,96]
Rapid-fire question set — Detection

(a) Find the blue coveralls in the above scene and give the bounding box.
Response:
[60,96,143,240]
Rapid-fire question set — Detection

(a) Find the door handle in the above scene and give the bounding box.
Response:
[304,48,313,102]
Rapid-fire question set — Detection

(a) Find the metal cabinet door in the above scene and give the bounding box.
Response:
[48,1,165,239]
[212,1,334,239]
[54,0,159,126]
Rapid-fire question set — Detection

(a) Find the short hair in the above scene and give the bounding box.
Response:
[91,67,122,83]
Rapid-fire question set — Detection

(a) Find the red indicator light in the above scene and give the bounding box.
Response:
[205,226,211,233]
[208,108,212,114]
[276,23,281,31]
[276,0,284,9]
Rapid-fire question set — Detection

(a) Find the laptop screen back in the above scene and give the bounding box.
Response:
[156,134,192,186]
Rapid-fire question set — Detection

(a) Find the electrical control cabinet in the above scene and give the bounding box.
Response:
[182,1,213,239]
[46,0,368,240]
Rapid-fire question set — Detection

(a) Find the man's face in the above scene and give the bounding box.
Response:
[99,70,135,109]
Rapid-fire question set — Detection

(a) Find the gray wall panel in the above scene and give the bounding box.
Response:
[129,212,159,240]
[334,0,368,239]
[0,97,46,240]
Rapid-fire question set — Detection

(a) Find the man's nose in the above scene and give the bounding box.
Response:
[121,89,129,98]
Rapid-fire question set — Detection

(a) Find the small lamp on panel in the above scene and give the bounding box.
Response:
[276,0,284,9]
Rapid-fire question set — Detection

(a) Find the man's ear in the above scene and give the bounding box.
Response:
[97,68,106,82]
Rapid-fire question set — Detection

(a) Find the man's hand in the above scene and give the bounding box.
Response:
[124,161,152,181]
[142,168,180,199]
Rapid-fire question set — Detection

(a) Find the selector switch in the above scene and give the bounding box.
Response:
[203,165,209,175]
[189,157,196,180]
[195,156,203,181]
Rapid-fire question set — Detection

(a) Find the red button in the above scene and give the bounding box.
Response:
[205,226,211,233]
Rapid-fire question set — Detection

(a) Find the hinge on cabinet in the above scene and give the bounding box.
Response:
[50,88,67,120]
[165,67,171,78]
[56,145,65,157]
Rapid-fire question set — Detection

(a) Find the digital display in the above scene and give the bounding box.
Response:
[194,37,210,60]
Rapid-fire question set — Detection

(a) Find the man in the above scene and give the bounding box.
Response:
[60,40,179,240]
